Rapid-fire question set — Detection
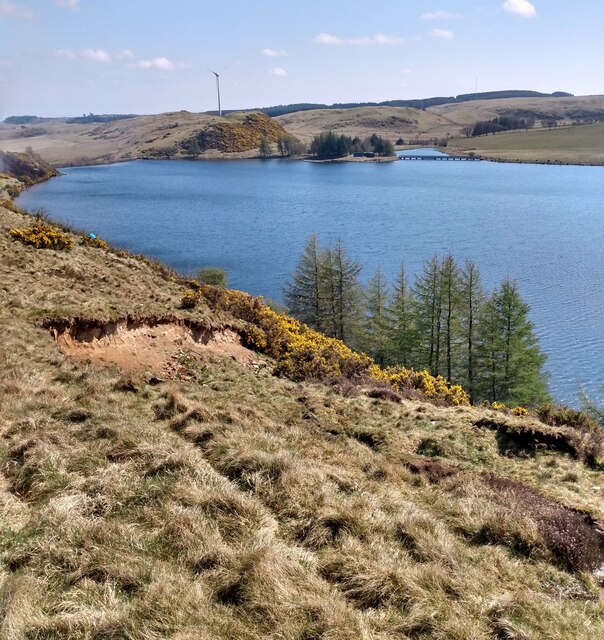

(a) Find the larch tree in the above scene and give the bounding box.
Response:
[362,266,390,364]
[412,256,443,375]
[323,239,362,345]
[385,263,416,367]
[458,259,485,402]
[283,234,325,331]
[259,136,271,158]
[477,280,549,406]
[440,255,460,383]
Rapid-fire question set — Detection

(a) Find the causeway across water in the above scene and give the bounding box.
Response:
[398,155,480,161]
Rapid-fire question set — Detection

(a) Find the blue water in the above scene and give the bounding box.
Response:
[16,156,604,406]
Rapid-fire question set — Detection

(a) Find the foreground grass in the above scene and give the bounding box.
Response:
[1,201,603,639]
[451,122,604,165]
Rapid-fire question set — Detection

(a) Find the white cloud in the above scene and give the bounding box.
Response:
[269,67,288,77]
[55,0,79,9]
[430,28,454,40]
[313,32,403,46]
[135,57,174,71]
[82,48,112,63]
[503,0,536,18]
[54,49,76,59]
[116,49,134,60]
[0,1,35,19]
[262,48,287,57]
[420,10,460,21]
[133,56,189,71]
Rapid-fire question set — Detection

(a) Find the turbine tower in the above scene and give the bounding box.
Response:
[210,70,222,117]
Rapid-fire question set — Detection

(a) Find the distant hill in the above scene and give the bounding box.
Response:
[2,94,604,166]
[3,114,138,125]
[234,90,574,118]
[0,111,295,165]
[64,113,138,125]
[0,150,57,197]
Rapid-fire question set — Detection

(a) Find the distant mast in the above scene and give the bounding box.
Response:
[210,70,222,117]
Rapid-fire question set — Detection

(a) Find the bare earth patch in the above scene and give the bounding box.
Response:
[46,316,263,375]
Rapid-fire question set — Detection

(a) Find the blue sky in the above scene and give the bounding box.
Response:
[1,0,603,117]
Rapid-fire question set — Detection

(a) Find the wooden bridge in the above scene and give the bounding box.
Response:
[398,154,480,161]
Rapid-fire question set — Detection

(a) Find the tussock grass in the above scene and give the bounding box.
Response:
[1,201,604,638]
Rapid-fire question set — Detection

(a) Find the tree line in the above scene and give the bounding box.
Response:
[309,132,395,160]
[284,235,550,406]
[468,116,536,137]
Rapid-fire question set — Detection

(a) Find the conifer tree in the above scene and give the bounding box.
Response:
[458,260,485,402]
[477,280,549,405]
[285,236,362,346]
[283,234,325,331]
[440,255,460,383]
[385,263,416,367]
[322,239,362,344]
[259,136,271,158]
[362,266,390,364]
[413,256,443,375]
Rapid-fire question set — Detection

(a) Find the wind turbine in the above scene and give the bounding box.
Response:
[210,69,222,116]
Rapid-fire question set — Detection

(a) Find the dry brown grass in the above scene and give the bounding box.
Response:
[1,201,604,638]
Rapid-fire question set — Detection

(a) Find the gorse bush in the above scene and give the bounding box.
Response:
[195,284,469,405]
[80,234,109,250]
[180,289,198,309]
[9,222,74,250]
[369,365,468,406]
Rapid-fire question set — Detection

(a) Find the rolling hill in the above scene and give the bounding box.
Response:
[2,94,604,166]
[0,111,292,166]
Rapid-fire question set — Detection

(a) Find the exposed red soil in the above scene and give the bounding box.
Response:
[44,316,265,376]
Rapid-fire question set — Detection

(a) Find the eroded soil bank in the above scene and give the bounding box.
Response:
[44,315,265,376]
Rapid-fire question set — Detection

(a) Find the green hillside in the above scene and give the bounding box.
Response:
[450,122,604,165]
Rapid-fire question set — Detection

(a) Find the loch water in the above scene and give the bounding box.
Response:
[16,154,604,406]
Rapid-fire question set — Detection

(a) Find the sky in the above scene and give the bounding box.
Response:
[1,0,603,118]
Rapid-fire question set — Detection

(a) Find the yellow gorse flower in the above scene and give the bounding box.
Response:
[191,284,470,406]
[9,223,74,250]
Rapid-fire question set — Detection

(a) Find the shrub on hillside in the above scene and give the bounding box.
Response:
[195,284,470,405]
[180,289,198,309]
[9,222,74,250]
[197,267,228,287]
[369,365,469,406]
[80,234,109,250]
[536,403,599,431]
[0,198,25,214]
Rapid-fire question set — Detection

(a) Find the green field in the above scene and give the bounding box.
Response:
[451,122,604,165]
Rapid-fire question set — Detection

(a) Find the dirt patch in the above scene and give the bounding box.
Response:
[44,315,265,376]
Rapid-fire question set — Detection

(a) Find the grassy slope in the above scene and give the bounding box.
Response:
[450,122,604,165]
[4,95,604,166]
[429,94,604,126]
[0,111,288,166]
[1,198,604,637]
[275,106,457,143]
